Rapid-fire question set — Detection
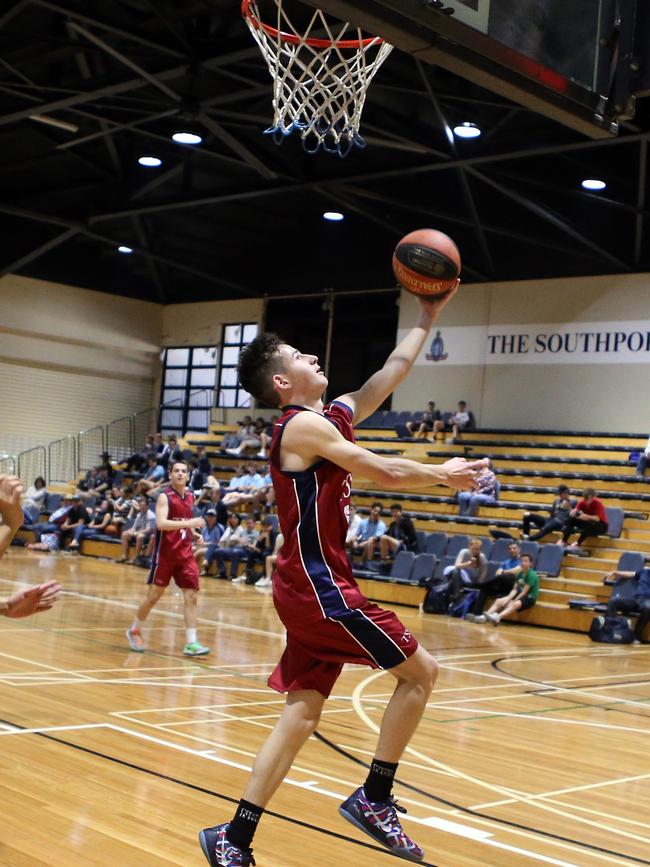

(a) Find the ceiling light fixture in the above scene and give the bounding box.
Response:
[453,122,481,139]
[117,245,133,254]
[138,156,162,167]
[581,178,606,191]
[323,211,344,222]
[171,131,202,145]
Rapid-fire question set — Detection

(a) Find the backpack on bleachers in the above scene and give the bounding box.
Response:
[588,615,634,644]
[423,581,450,614]
[448,590,478,618]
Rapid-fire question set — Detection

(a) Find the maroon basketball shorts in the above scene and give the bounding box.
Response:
[148,554,200,590]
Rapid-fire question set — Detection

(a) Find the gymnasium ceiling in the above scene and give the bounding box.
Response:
[1,0,649,304]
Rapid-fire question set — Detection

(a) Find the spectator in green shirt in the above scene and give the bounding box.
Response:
[474,554,539,625]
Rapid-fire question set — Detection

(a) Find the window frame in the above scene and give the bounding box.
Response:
[216,322,258,409]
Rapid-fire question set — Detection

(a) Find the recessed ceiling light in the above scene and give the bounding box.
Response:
[138,156,162,167]
[323,211,344,222]
[172,131,202,145]
[117,245,133,254]
[453,122,481,139]
[581,178,607,191]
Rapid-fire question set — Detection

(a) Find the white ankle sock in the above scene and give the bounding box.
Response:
[186,628,197,644]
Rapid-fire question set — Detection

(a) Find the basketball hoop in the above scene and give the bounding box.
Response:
[242,0,393,157]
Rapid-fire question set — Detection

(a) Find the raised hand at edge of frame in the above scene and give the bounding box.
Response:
[0,474,25,529]
[0,581,62,619]
[440,457,489,492]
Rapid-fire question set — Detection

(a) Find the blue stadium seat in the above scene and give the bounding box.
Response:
[519,540,540,565]
[415,530,427,553]
[433,556,455,581]
[410,554,436,586]
[488,538,512,563]
[605,507,624,538]
[616,551,645,573]
[44,493,62,512]
[535,544,563,577]
[479,538,493,560]
[424,532,448,558]
[445,534,469,558]
[390,550,416,583]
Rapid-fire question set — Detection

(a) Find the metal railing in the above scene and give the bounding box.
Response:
[48,435,77,484]
[16,446,46,487]
[77,425,106,472]
[15,389,218,487]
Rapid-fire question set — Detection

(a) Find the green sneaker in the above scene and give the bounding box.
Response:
[183,641,210,657]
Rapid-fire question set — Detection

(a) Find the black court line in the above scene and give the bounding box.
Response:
[312,731,650,864]
[0,717,440,867]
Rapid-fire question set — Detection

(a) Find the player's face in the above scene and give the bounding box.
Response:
[171,464,188,485]
[277,344,328,397]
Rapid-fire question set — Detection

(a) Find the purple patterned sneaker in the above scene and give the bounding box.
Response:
[339,787,424,862]
[198,823,255,867]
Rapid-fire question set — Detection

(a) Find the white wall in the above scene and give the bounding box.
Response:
[0,274,161,453]
[393,273,650,432]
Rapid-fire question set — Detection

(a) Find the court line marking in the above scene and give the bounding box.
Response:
[352,669,650,850]
[0,723,107,736]
[470,772,650,810]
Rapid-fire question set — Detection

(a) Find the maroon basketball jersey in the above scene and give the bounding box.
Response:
[270,400,366,616]
[156,486,195,560]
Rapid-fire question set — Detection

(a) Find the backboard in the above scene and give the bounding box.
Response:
[299,0,650,138]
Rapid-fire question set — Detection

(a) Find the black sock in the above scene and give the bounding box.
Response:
[227,799,264,850]
[364,759,398,803]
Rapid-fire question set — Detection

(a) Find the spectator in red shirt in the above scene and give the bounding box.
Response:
[560,488,608,548]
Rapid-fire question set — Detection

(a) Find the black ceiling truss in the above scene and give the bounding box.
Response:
[0,0,647,303]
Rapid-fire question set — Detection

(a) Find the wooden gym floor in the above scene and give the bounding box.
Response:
[0,549,648,867]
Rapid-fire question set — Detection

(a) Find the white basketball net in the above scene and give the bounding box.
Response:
[243,1,393,156]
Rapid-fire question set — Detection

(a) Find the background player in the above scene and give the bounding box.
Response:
[199,285,487,866]
[126,461,209,657]
[0,474,61,617]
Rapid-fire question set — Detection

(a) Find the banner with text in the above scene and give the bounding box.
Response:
[403,320,650,366]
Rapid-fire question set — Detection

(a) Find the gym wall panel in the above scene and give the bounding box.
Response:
[392,273,650,432]
[0,274,161,453]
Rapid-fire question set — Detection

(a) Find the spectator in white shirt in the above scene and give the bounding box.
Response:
[636,435,650,478]
[433,400,471,443]
[117,497,156,563]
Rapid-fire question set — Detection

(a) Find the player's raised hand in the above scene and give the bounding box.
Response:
[439,457,488,491]
[0,474,25,528]
[1,580,62,619]
[417,279,461,320]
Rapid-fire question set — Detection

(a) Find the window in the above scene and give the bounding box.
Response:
[159,346,217,434]
[216,322,258,408]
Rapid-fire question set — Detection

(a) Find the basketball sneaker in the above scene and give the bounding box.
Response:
[125,627,144,652]
[198,824,255,867]
[339,787,424,862]
[183,641,210,656]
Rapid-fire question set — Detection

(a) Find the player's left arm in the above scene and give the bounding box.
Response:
[337,284,459,424]
[0,475,25,558]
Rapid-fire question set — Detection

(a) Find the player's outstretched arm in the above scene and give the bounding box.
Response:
[0,474,25,559]
[0,580,62,619]
[283,412,484,491]
[337,284,459,425]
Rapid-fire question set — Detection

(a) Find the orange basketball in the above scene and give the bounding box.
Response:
[392,228,461,297]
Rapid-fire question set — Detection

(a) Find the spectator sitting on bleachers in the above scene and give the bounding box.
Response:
[256,464,275,514]
[21,476,48,525]
[58,494,88,548]
[68,497,113,549]
[603,558,650,644]
[522,484,576,541]
[257,531,283,588]
[473,553,538,625]
[153,432,164,455]
[466,541,521,619]
[221,416,253,451]
[125,434,155,473]
[205,513,244,577]
[222,462,265,508]
[138,454,166,493]
[257,415,279,459]
[635,434,650,479]
[213,514,259,580]
[345,504,362,550]
[159,436,182,473]
[197,484,229,527]
[76,465,108,501]
[27,497,72,551]
[458,459,497,516]
[433,400,471,443]
[117,497,155,563]
[364,504,418,565]
[350,503,387,563]
[194,509,224,573]
[109,485,134,532]
[406,401,440,440]
[225,416,266,457]
[243,516,278,583]
[196,445,213,476]
[445,538,487,603]
[560,488,608,549]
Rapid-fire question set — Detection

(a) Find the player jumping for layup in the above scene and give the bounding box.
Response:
[126,461,210,657]
[199,285,485,865]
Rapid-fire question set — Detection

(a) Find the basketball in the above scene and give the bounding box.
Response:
[392,229,461,297]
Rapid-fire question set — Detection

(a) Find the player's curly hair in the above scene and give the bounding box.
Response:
[238,332,286,408]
